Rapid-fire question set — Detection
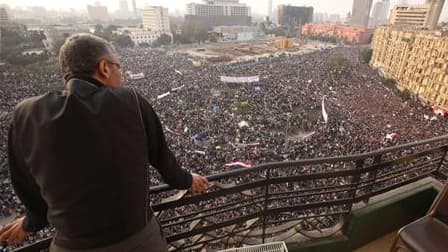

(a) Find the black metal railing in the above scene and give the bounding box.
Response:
[12,135,448,252]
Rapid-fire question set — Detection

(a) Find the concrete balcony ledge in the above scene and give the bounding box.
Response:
[286,177,442,252]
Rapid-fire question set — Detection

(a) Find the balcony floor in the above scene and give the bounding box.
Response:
[354,231,396,252]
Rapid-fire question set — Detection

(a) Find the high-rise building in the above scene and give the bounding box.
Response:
[87,3,110,22]
[0,7,9,26]
[371,26,448,108]
[267,0,273,20]
[131,0,137,17]
[371,0,390,27]
[185,0,251,30]
[351,0,373,27]
[390,0,445,30]
[143,6,171,33]
[426,0,445,29]
[119,0,129,12]
[277,5,313,26]
[118,0,130,18]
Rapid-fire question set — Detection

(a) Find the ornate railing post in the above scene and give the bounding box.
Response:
[435,146,448,179]
[262,167,271,244]
[364,155,382,204]
[349,159,365,209]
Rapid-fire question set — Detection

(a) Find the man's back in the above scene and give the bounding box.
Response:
[11,78,150,249]
[1,33,207,252]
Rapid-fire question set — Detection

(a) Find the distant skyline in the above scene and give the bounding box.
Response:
[3,0,448,21]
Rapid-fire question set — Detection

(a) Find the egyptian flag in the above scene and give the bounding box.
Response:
[224,161,252,169]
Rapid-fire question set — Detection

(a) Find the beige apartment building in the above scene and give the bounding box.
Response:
[371,26,448,108]
[389,0,445,30]
[143,6,171,33]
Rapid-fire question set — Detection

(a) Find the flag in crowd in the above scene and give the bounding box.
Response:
[224,162,252,169]
[322,96,328,123]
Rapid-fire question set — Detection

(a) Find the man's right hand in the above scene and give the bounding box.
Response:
[0,217,29,246]
[191,173,209,195]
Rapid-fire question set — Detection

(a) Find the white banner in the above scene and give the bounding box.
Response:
[220,76,260,83]
[125,71,145,80]
[157,92,170,100]
[322,96,328,123]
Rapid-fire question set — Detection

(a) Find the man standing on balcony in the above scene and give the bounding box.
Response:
[0,33,209,252]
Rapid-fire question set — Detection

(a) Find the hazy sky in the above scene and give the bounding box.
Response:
[3,0,448,20]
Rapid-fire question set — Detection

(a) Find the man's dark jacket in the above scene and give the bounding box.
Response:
[8,77,192,249]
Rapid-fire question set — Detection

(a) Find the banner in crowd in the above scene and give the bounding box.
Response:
[171,85,185,92]
[432,105,448,117]
[322,96,328,123]
[125,71,145,80]
[220,76,260,83]
[157,92,170,100]
[224,161,252,168]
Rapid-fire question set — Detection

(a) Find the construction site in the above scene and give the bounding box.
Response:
[172,37,336,64]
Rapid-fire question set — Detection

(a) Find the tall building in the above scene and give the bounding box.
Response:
[87,3,110,22]
[117,0,130,18]
[371,0,390,27]
[277,5,313,26]
[0,7,9,26]
[119,0,129,13]
[390,0,445,30]
[267,0,273,20]
[426,0,445,29]
[371,26,448,109]
[185,0,251,30]
[131,0,137,17]
[143,6,171,33]
[351,0,373,27]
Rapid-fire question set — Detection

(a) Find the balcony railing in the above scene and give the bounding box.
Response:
[12,134,448,252]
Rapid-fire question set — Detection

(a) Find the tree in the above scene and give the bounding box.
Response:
[152,34,172,47]
[236,101,251,114]
[1,26,23,59]
[94,24,104,37]
[360,48,373,64]
[94,24,120,41]
[139,42,151,47]
[112,34,134,48]
[331,55,349,71]
[383,78,397,89]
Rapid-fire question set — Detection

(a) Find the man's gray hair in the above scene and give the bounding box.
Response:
[59,33,117,79]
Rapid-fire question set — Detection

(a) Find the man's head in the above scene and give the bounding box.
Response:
[59,33,123,88]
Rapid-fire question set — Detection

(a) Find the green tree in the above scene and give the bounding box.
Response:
[383,78,397,89]
[112,34,134,48]
[139,42,151,47]
[94,24,104,37]
[0,26,23,60]
[361,48,373,64]
[152,34,172,47]
[235,101,251,114]
[331,55,349,71]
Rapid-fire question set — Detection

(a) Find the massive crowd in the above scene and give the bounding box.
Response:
[1,45,447,250]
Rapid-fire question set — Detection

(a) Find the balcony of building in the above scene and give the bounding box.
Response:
[9,134,448,252]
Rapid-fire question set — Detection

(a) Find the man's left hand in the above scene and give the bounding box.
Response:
[191,173,209,195]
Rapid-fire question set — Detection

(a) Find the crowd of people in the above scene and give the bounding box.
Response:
[1,45,447,250]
